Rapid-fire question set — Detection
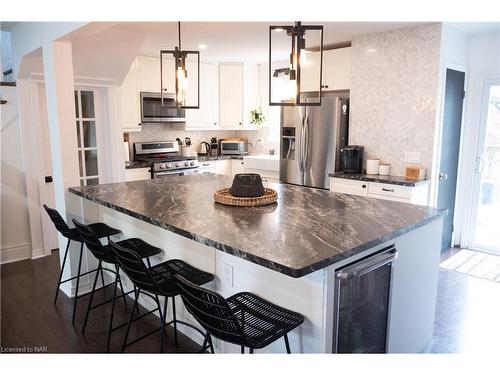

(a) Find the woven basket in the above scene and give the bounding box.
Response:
[213,188,278,207]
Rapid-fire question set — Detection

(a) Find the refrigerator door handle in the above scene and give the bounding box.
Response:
[304,108,310,171]
[298,107,305,173]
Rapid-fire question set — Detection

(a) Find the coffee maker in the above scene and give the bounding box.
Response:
[341,145,364,174]
[210,137,219,156]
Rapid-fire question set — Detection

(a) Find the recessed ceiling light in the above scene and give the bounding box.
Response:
[199,44,207,50]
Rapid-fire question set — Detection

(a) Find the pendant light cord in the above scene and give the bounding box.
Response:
[178,21,181,50]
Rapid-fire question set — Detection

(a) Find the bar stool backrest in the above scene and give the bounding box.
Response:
[109,240,160,292]
[175,274,246,346]
[72,219,108,260]
[43,204,73,239]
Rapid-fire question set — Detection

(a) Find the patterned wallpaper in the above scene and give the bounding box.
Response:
[349,23,442,177]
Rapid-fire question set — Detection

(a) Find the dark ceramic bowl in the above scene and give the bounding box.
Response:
[229,173,265,197]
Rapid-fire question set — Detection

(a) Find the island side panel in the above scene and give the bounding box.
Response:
[387,217,443,353]
[81,197,328,353]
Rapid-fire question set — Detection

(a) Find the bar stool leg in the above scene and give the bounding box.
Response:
[241,346,245,354]
[106,271,119,353]
[82,261,102,334]
[200,335,209,353]
[283,333,291,354]
[172,296,178,347]
[249,347,254,354]
[54,239,71,304]
[115,265,127,308]
[207,334,215,354]
[72,242,85,324]
[122,289,139,353]
[159,297,168,352]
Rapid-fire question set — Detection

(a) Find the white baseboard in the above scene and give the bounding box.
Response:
[0,243,32,264]
[31,248,46,259]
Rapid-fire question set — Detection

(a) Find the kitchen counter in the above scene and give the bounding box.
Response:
[69,174,444,278]
[196,155,244,161]
[125,161,151,169]
[329,172,430,187]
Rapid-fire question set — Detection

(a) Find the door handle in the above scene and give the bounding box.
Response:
[475,156,484,174]
[439,172,448,180]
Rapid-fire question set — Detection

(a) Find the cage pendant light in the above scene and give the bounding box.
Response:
[160,22,200,109]
[269,21,324,106]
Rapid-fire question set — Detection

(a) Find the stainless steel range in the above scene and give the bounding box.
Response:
[133,141,199,178]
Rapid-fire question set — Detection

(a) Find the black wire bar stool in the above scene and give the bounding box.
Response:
[72,219,161,352]
[175,274,305,354]
[43,204,121,324]
[109,240,214,353]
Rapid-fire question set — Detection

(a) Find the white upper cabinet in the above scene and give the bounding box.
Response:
[242,63,260,128]
[138,55,175,94]
[120,58,141,132]
[186,62,219,129]
[219,63,243,129]
[300,52,322,93]
[300,47,352,92]
[323,47,351,91]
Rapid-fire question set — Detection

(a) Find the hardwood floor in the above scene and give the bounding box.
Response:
[0,250,201,353]
[2,247,500,353]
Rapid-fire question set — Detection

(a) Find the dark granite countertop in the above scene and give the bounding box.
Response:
[329,172,430,187]
[69,175,444,278]
[125,155,244,169]
[197,155,244,161]
[125,161,151,170]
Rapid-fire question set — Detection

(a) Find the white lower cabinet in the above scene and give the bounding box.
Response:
[215,160,230,175]
[125,167,151,181]
[198,160,217,174]
[230,159,245,177]
[330,178,429,205]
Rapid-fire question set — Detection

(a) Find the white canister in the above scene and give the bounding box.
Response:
[379,163,391,176]
[366,159,380,175]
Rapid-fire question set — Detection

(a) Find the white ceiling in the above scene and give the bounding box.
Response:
[115,21,429,63]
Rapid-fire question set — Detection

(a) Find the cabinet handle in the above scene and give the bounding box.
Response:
[382,188,394,192]
[362,184,367,188]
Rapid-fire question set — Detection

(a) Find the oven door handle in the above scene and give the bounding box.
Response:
[335,248,398,280]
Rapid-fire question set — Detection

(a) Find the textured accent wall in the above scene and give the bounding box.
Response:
[350,24,442,176]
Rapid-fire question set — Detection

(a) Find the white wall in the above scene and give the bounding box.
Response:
[349,23,442,177]
[0,86,32,263]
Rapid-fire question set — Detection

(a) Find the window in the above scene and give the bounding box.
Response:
[74,90,99,186]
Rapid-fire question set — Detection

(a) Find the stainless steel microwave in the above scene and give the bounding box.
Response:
[140,92,186,123]
[220,140,248,155]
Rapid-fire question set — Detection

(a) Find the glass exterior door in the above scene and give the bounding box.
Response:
[470,82,500,253]
[74,90,99,186]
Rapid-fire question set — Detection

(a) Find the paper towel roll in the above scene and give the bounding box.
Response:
[124,141,130,163]
[366,159,380,175]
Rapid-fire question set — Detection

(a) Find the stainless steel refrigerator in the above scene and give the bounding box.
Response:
[280,92,349,189]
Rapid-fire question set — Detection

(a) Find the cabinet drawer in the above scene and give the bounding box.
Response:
[368,182,412,200]
[330,178,368,197]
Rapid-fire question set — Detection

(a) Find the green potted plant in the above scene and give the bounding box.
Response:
[250,106,265,126]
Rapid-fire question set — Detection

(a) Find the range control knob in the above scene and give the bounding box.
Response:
[190,161,195,166]
[165,163,171,169]
[159,163,166,169]
[184,161,190,166]
[175,162,180,167]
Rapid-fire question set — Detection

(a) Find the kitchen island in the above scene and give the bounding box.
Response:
[68,174,444,353]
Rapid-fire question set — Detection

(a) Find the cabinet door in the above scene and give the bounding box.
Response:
[125,168,151,181]
[219,63,243,129]
[330,178,368,197]
[186,62,219,129]
[323,47,351,91]
[120,59,141,132]
[139,55,175,94]
[243,63,259,128]
[231,159,245,177]
[215,160,230,175]
[300,51,322,93]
